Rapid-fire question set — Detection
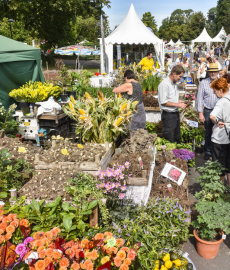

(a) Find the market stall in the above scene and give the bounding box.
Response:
[100,4,164,73]
[212,26,227,43]
[191,27,214,47]
[0,35,44,109]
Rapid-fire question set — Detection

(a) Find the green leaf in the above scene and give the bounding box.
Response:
[82,201,88,211]
[62,202,70,212]
[88,200,98,210]
[31,200,40,211]
[63,217,73,232]
[0,192,8,198]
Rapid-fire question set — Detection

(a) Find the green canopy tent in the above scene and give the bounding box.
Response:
[0,35,45,109]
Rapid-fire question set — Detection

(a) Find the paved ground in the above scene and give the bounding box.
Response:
[183,153,230,269]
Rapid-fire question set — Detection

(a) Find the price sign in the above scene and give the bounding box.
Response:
[24,122,30,126]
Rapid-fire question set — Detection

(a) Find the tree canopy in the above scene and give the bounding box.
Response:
[215,0,230,34]
[141,12,158,36]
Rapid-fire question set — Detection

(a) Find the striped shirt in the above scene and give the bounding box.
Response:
[196,78,218,112]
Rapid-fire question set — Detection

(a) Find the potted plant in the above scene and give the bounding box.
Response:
[57,65,70,101]
[192,161,230,259]
[142,74,161,94]
[195,134,204,153]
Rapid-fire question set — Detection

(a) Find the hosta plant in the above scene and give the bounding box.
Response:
[63,92,137,143]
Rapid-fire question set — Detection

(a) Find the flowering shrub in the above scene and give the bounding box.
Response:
[169,169,181,181]
[183,94,196,102]
[172,149,195,162]
[22,230,138,270]
[9,81,62,102]
[96,163,131,200]
[0,206,30,245]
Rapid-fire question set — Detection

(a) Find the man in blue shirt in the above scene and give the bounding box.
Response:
[185,51,190,60]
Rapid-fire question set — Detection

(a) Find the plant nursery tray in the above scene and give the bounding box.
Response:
[34,142,115,173]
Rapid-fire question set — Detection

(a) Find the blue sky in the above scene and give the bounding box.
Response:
[103,0,218,31]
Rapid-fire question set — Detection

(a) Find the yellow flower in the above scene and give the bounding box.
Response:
[18,147,27,153]
[133,101,138,106]
[118,93,121,98]
[61,149,69,156]
[78,144,83,149]
[115,117,123,127]
[69,102,74,111]
[101,256,110,264]
[79,109,87,115]
[79,116,86,121]
[70,96,76,104]
[120,103,127,111]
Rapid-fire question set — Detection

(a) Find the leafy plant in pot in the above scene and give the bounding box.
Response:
[192,161,230,259]
[142,74,161,94]
[195,134,204,153]
[57,64,70,101]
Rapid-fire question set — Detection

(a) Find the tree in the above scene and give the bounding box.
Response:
[142,12,158,36]
[185,12,206,40]
[215,0,230,34]
[206,7,217,37]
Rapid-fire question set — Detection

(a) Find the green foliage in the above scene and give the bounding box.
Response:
[206,7,218,37]
[195,161,228,201]
[142,12,158,35]
[146,122,158,134]
[142,74,161,92]
[0,149,34,199]
[215,0,230,37]
[0,103,20,137]
[84,86,114,99]
[112,197,190,270]
[192,161,230,241]
[180,122,205,143]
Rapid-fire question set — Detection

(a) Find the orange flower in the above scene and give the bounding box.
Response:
[45,248,54,257]
[59,267,67,270]
[124,258,131,266]
[52,250,61,260]
[120,263,129,270]
[116,239,125,247]
[101,256,110,264]
[114,257,122,267]
[59,257,70,268]
[3,216,12,223]
[23,250,33,260]
[38,250,46,258]
[33,231,45,240]
[37,246,46,253]
[117,250,126,261]
[41,237,49,246]
[8,214,16,221]
[33,240,44,248]
[51,227,60,237]
[109,247,117,254]
[34,260,45,270]
[104,232,113,238]
[4,233,12,241]
[0,223,7,231]
[85,250,98,261]
[45,231,53,241]
[71,262,80,270]
[94,233,104,240]
[127,250,136,261]
[81,239,90,248]
[0,216,3,221]
[120,247,129,252]
[0,229,4,234]
[44,257,52,267]
[0,235,5,244]
[20,219,29,227]
[6,225,15,234]
[83,259,93,270]
[65,248,75,258]
[10,220,19,228]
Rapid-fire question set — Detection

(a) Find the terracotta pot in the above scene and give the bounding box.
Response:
[193,229,223,259]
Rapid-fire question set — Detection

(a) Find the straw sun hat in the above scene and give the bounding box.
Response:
[207,63,220,72]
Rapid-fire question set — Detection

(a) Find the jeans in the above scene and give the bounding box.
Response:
[162,111,180,143]
[203,108,214,155]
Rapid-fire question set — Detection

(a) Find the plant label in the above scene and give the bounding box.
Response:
[161,163,186,186]
[186,119,198,128]
[222,234,226,240]
[138,157,144,169]
[24,122,30,126]
[167,184,172,192]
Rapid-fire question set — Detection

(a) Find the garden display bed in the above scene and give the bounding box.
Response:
[34,140,115,174]
[142,93,159,107]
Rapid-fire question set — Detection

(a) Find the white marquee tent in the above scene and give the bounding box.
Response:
[100,4,164,73]
[212,27,227,43]
[191,28,214,46]
[175,39,184,46]
[166,39,175,46]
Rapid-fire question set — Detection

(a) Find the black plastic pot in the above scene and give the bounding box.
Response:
[195,146,204,154]
[18,101,29,115]
[60,94,68,102]
[68,91,76,98]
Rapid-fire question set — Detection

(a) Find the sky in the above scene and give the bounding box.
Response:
[103,0,218,31]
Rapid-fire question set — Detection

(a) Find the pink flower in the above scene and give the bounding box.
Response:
[185,94,189,98]
[119,193,125,199]
[15,244,26,255]
[125,162,130,168]
[121,185,126,191]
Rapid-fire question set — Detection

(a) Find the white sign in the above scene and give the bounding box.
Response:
[161,163,186,186]
[186,119,198,128]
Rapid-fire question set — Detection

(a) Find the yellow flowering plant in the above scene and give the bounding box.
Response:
[63,92,137,143]
[9,81,62,103]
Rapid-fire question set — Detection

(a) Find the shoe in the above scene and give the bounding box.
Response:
[204,153,211,160]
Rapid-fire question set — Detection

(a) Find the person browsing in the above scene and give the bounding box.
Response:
[158,65,187,143]
[196,63,219,160]
[139,52,156,72]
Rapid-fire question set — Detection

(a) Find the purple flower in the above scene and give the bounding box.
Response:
[172,149,195,161]
[179,215,181,220]
[179,204,183,211]
[185,210,191,214]
[23,237,34,246]
[118,228,121,233]
[166,211,170,213]
[170,209,173,213]
[174,202,178,209]
[119,193,125,199]
[183,219,190,223]
[15,244,26,255]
